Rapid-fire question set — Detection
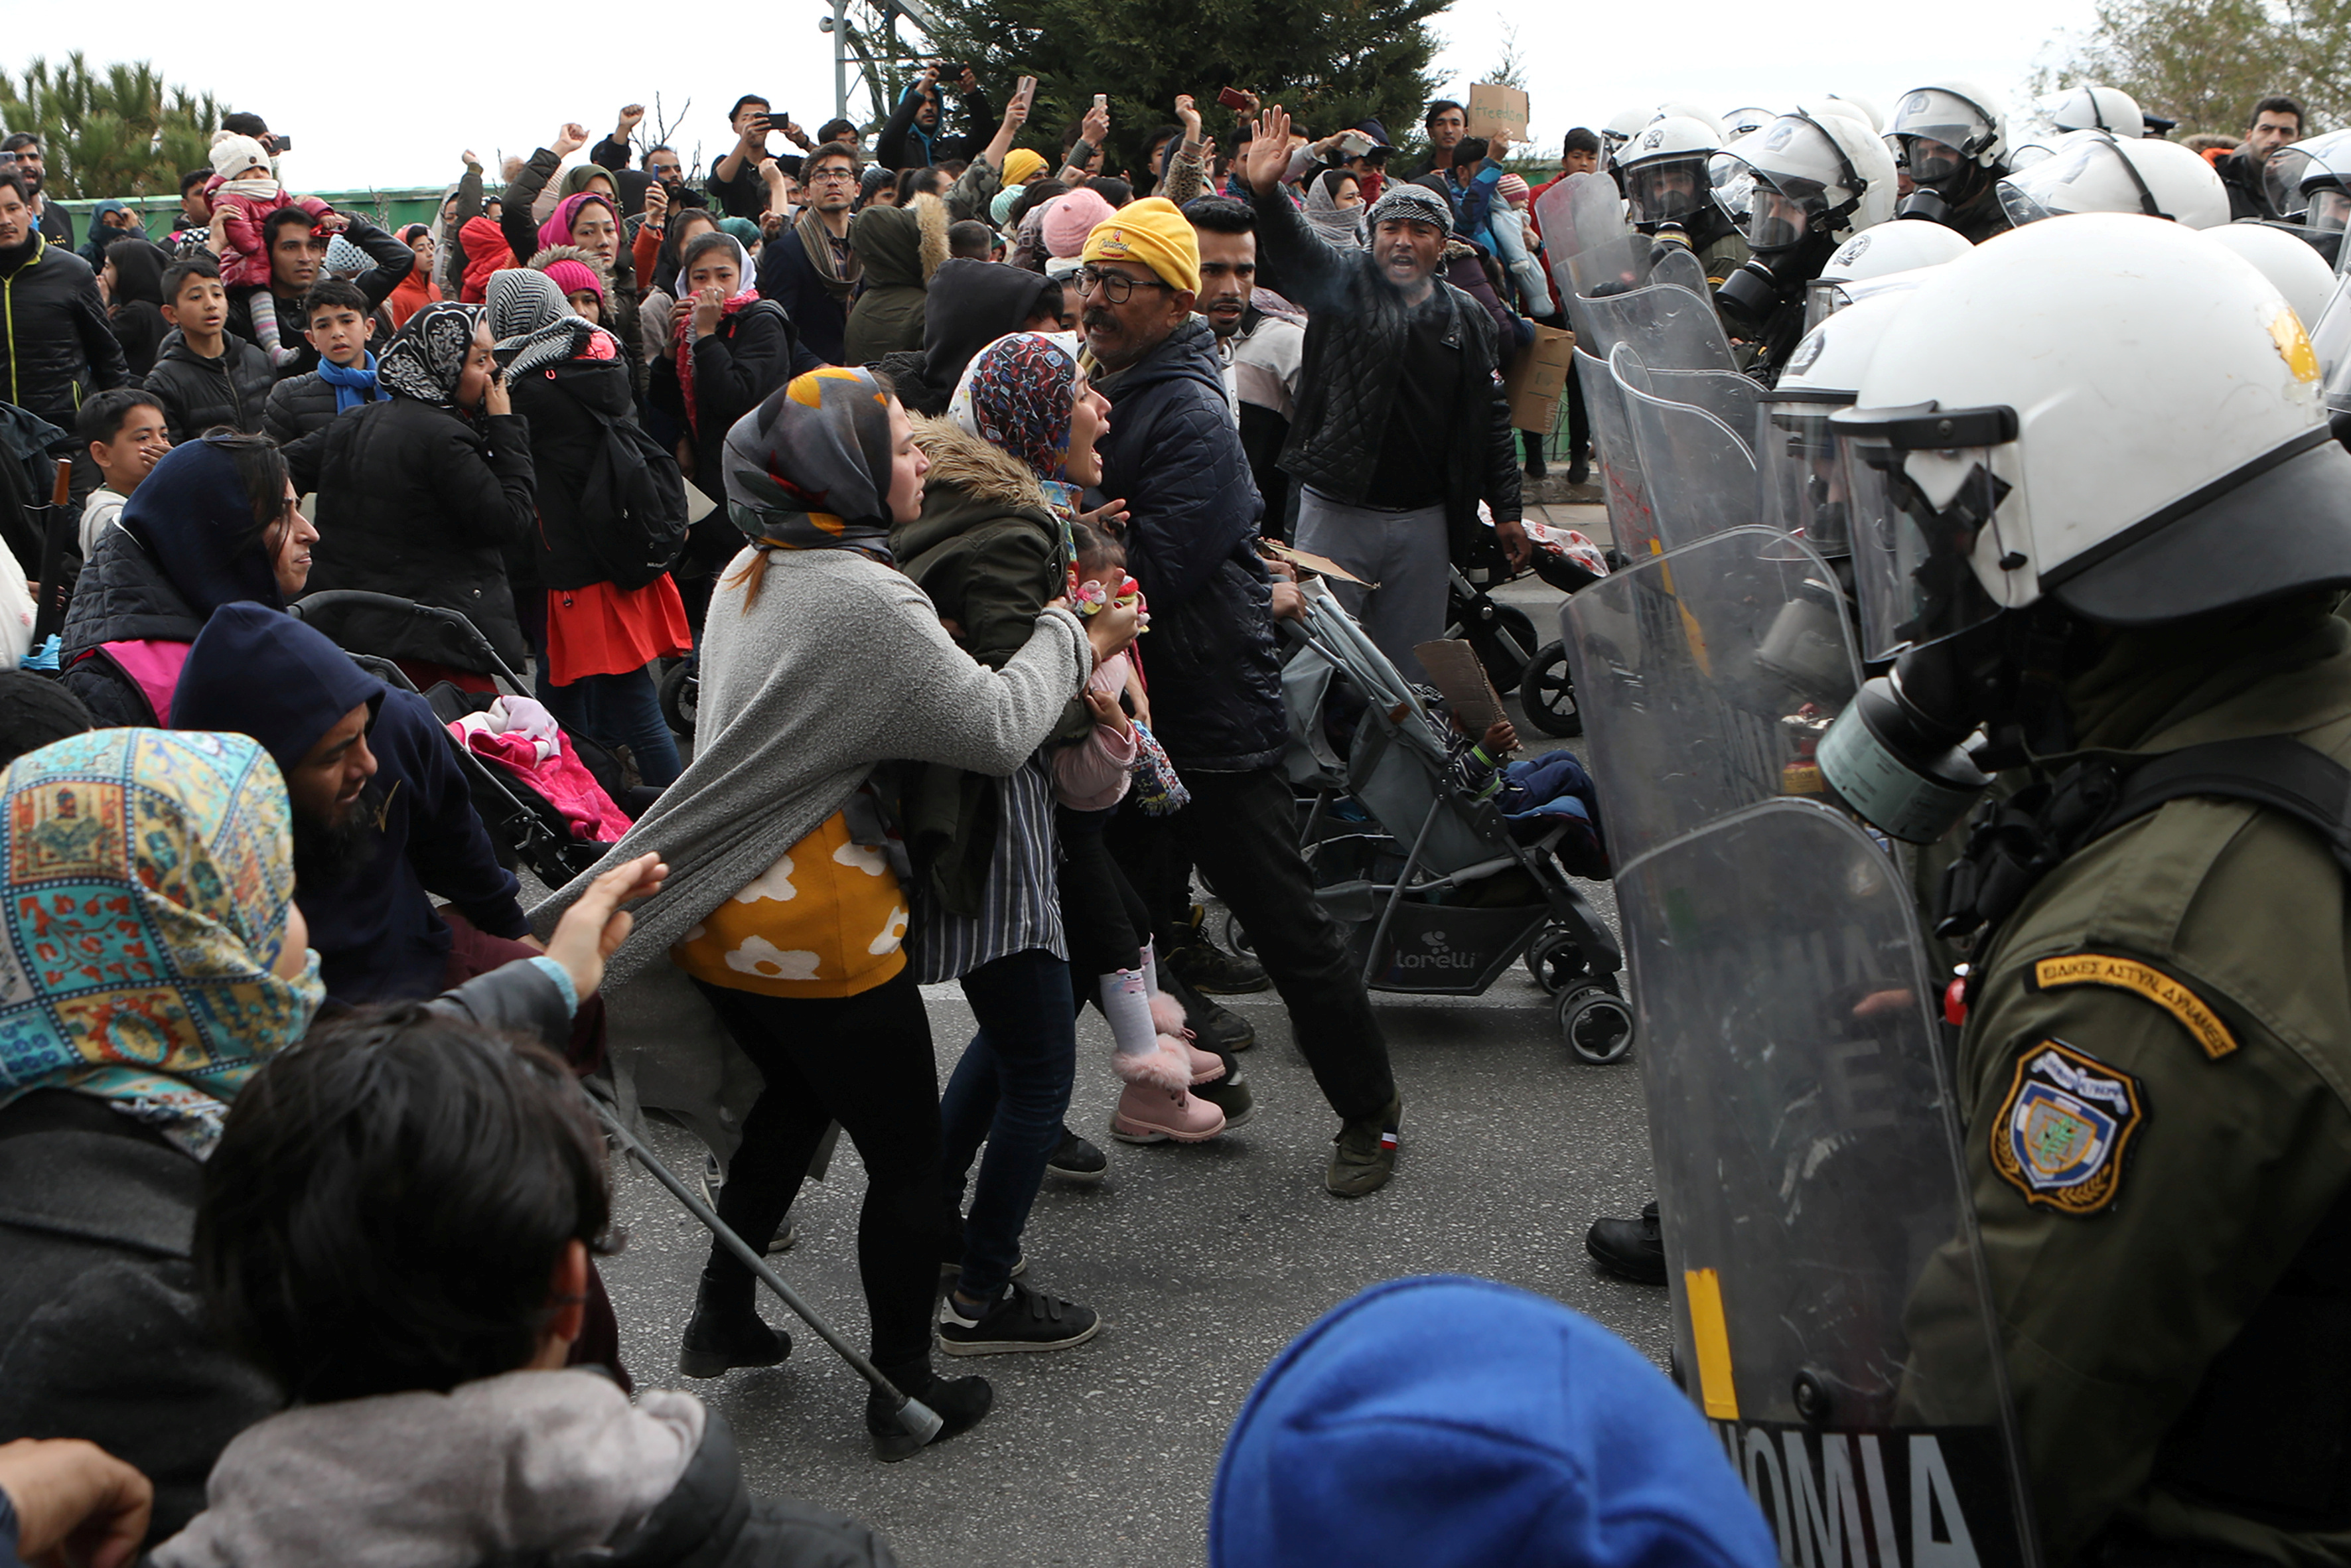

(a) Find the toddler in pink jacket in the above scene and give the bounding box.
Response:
[206,133,332,366]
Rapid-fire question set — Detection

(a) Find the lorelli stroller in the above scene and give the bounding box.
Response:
[289,590,638,886]
[1270,582,1635,1063]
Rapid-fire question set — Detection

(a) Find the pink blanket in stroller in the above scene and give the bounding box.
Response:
[446,697,632,843]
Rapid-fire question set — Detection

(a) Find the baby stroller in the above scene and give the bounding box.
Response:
[289,590,638,887]
[1271,583,1635,1063]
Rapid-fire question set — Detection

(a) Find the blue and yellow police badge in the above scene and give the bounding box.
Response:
[1990,1040,2147,1216]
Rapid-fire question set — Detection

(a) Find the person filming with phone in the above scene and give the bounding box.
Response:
[711,96,814,220]
[879,64,995,170]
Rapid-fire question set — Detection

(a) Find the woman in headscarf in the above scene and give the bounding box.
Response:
[533,366,1133,1456]
[100,238,174,378]
[843,193,950,362]
[902,334,1227,1334]
[57,433,318,727]
[513,189,646,396]
[387,223,441,327]
[636,207,719,386]
[1307,168,1368,249]
[648,232,818,628]
[284,301,537,685]
[0,725,658,1546]
[488,269,690,786]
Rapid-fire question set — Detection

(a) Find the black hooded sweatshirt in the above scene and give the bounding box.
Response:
[171,601,529,1004]
[870,257,1053,414]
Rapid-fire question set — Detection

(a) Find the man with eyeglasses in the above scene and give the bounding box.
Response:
[1078,196,1407,1198]
[757,141,863,364]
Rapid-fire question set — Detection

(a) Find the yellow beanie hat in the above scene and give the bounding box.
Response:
[1003,148,1048,186]
[1081,196,1201,297]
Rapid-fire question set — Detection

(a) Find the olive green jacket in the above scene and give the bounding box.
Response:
[1934,603,2351,1563]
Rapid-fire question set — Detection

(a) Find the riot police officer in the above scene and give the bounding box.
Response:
[1817,212,2351,1559]
[1713,106,1896,380]
[1890,80,2016,241]
[1615,115,1751,292]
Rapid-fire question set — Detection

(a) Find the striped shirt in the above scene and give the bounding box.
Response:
[910,753,1065,983]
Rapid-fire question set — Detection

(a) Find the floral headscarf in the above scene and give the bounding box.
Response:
[487,267,606,380]
[0,729,323,1158]
[378,301,482,407]
[538,190,616,253]
[722,367,899,563]
[950,331,1082,488]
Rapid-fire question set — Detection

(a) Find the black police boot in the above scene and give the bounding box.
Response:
[1585,1199,1666,1286]
[677,1268,792,1377]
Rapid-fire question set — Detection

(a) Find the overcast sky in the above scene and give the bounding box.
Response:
[11,0,2105,192]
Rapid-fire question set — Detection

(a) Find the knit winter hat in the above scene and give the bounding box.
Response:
[1364,182,1455,236]
[1499,173,1532,206]
[324,236,368,277]
[541,256,604,301]
[1042,188,1116,260]
[1080,196,1200,296]
[210,133,271,182]
[990,187,1022,226]
[1003,148,1048,186]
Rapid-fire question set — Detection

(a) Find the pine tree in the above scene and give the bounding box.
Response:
[0,54,224,200]
[916,0,1445,175]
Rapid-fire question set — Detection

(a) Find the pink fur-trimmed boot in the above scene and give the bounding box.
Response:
[1100,968,1192,1093]
[1142,944,1225,1085]
[1110,1081,1228,1144]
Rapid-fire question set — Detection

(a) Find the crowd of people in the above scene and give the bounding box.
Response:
[4,57,2351,1568]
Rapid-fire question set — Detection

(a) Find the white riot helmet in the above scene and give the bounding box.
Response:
[1717,109,1898,334]
[1817,94,1887,135]
[1603,108,1651,155]
[1818,214,2351,840]
[2204,221,2337,331]
[2263,129,2351,234]
[1804,220,1973,330]
[1650,102,1727,140]
[1760,290,1915,561]
[1619,115,1724,232]
[1890,81,2012,225]
[2048,84,2145,140]
[1723,106,1777,138]
[1997,129,2228,229]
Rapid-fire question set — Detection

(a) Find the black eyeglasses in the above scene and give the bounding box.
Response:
[1074,265,1173,305]
[808,168,858,183]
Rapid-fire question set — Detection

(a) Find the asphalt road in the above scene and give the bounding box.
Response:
[593,568,1672,1567]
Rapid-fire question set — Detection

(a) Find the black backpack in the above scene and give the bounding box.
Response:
[567,391,691,592]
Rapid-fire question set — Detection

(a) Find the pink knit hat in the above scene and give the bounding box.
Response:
[1043,188,1118,260]
[541,257,605,301]
[1498,173,1532,206]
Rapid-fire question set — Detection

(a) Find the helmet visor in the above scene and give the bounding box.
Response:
[2268,146,2320,218]
[2313,188,2351,233]
[1996,134,2157,227]
[1762,400,1854,557]
[1626,156,1711,224]
[1711,155,1754,219]
[1746,183,1819,251]
[1891,89,1995,169]
[1835,412,2021,660]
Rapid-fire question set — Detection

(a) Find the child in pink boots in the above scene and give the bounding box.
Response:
[1052,523,1227,1143]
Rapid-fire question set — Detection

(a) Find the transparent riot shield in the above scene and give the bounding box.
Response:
[1648,241,1713,300]
[1535,168,1650,303]
[1562,526,2040,1566]
[1611,344,1760,549]
[1579,348,1660,560]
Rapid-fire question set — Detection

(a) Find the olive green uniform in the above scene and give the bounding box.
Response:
[1940,603,2351,1562]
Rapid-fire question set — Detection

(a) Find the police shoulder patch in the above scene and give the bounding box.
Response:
[2026,952,2238,1060]
[1989,1039,2148,1216]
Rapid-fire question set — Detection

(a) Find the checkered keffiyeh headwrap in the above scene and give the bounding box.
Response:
[948,331,1082,484]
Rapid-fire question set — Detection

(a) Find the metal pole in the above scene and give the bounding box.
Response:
[832,0,851,127]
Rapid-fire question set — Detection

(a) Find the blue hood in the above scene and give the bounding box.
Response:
[173,602,384,775]
[1211,1276,1777,1568]
[118,441,287,620]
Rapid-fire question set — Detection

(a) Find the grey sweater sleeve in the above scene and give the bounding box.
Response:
[861,579,1092,775]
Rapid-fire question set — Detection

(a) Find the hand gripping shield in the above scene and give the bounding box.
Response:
[1563,526,2040,1565]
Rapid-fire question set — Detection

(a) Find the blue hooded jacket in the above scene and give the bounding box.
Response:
[173,603,529,1004]
[1212,1276,1778,1568]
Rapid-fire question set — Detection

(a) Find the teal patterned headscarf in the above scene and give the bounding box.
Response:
[0,729,324,1157]
[722,366,902,564]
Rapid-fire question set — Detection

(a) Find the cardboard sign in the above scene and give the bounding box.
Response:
[1505,323,1577,434]
[1261,539,1376,587]
[1415,638,1506,737]
[1466,83,1531,145]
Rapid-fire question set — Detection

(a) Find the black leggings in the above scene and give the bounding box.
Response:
[1058,806,1152,982]
[691,969,944,1377]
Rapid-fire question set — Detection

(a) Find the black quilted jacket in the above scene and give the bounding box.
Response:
[1096,317,1285,772]
[1249,182,1522,560]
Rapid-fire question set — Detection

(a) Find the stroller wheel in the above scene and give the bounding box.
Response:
[1220,910,1255,960]
[1524,928,1591,995]
[659,660,698,739]
[1522,641,1583,738]
[1559,983,1635,1064]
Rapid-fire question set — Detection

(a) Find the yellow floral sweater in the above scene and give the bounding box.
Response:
[670,810,910,999]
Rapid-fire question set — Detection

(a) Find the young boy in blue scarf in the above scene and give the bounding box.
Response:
[261,278,382,444]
